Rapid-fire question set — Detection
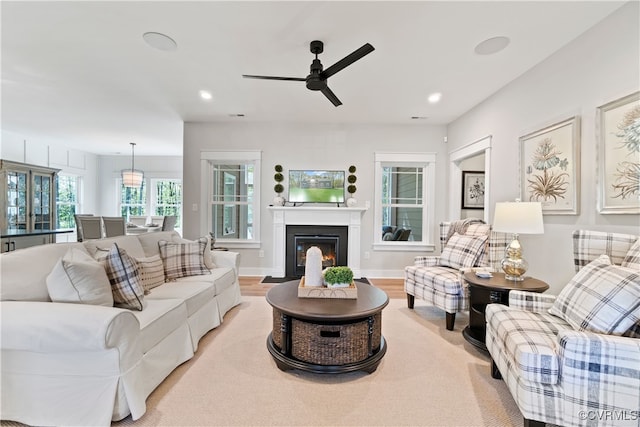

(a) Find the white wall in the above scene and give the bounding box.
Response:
[183,122,448,277]
[447,2,639,294]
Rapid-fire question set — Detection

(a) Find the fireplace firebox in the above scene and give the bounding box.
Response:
[286,225,348,278]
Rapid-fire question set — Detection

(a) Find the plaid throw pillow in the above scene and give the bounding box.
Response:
[622,239,640,271]
[103,244,146,311]
[159,238,210,280]
[549,254,640,335]
[440,233,488,269]
[134,255,165,294]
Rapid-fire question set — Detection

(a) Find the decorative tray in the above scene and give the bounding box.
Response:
[297,276,358,299]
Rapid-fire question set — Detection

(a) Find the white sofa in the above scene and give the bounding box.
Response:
[0,231,242,426]
[486,230,640,427]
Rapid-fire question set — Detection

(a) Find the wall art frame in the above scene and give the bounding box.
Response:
[461,171,485,209]
[596,91,640,214]
[519,116,580,215]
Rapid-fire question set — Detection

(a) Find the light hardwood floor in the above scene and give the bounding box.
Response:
[239,276,405,299]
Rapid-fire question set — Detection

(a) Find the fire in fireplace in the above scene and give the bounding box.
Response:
[286,225,348,277]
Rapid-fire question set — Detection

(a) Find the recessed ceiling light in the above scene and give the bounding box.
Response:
[199,90,213,101]
[474,36,510,55]
[427,92,442,104]
[142,32,177,52]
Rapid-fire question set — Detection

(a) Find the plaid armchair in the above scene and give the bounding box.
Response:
[404,220,508,330]
[485,230,640,427]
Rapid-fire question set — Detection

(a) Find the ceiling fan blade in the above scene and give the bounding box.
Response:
[321,86,342,107]
[320,43,375,79]
[242,74,305,81]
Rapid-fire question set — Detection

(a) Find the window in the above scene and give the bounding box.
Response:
[56,174,81,229]
[373,152,436,251]
[201,151,261,248]
[119,178,182,228]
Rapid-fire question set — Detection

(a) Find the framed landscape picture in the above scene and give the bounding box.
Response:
[461,171,485,209]
[597,91,640,214]
[520,116,580,215]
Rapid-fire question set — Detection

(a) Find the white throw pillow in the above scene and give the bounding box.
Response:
[134,254,165,293]
[440,233,488,269]
[46,248,113,306]
[549,254,640,335]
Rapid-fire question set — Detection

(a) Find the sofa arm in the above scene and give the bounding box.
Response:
[1,301,140,353]
[509,290,556,313]
[212,250,240,273]
[558,329,640,425]
[414,256,440,267]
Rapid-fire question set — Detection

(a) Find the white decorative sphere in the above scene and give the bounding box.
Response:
[273,196,285,206]
[346,197,357,207]
[304,246,323,286]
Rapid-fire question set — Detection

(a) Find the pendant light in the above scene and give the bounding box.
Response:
[121,142,144,187]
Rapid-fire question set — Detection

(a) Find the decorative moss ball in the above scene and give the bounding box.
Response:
[274,183,284,194]
[347,175,357,184]
[274,172,284,182]
[347,185,357,194]
[275,165,283,172]
[348,165,356,173]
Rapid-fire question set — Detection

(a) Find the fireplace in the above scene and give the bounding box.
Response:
[286,225,348,278]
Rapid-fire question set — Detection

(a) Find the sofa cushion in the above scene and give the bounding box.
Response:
[145,281,215,317]
[83,235,146,259]
[440,233,488,269]
[174,267,237,296]
[486,304,567,385]
[102,244,146,311]
[405,265,463,295]
[46,248,113,306]
[131,298,187,353]
[134,255,165,293]
[549,254,640,335]
[0,242,88,302]
[159,238,210,280]
[136,231,181,258]
[622,239,640,270]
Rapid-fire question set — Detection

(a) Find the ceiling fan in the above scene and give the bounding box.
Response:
[243,40,375,107]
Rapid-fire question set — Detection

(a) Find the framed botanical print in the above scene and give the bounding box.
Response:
[461,171,485,209]
[597,91,640,214]
[520,116,580,215]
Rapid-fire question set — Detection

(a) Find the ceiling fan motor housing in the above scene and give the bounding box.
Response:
[306,59,326,90]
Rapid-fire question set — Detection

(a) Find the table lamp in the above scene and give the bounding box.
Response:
[492,200,544,281]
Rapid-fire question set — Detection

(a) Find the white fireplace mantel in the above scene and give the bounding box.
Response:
[268,206,367,278]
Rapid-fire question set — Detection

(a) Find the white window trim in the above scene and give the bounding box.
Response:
[372,152,436,252]
[200,150,261,249]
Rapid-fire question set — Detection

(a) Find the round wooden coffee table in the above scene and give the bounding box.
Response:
[266,280,389,374]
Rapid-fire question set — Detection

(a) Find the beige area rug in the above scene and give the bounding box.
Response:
[111,296,522,427]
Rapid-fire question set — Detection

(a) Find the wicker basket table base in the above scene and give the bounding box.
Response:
[265,280,389,374]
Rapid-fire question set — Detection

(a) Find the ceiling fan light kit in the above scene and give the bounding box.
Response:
[243,40,374,107]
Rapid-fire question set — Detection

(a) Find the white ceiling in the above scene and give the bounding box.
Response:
[1,1,625,156]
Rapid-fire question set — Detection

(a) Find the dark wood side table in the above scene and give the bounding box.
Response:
[462,271,549,351]
[266,280,389,374]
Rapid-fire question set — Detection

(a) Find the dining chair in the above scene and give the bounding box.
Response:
[128,215,147,227]
[102,216,126,237]
[161,215,177,231]
[75,215,102,241]
[150,215,164,227]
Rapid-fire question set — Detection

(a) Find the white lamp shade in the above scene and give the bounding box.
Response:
[493,202,544,234]
[122,170,144,187]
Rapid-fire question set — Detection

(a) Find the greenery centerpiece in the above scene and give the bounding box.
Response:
[323,266,354,288]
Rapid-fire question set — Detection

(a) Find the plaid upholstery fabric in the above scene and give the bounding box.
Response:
[440,233,488,269]
[549,254,640,335]
[405,265,466,295]
[558,330,640,427]
[624,321,640,338]
[103,243,146,311]
[404,268,468,313]
[572,230,637,272]
[509,290,557,313]
[622,238,640,270]
[134,255,165,293]
[412,255,440,268]
[159,238,210,280]
[486,304,567,385]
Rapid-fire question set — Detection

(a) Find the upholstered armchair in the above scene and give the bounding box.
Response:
[404,220,508,330]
